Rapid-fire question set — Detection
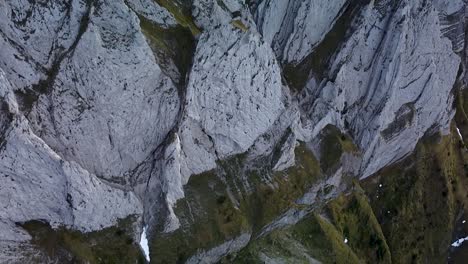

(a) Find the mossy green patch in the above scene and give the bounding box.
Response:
[229,123,468,264]
[313,214,361,263]
[449,79,468,262]
[155,0,201,36]
[151,169,250,264]
[327,182,392,263]
[230,213,360,264]
[361,125,468,263]
[319,124,358,173]
[151,143,323,262]
[231,20,249,32]
[246,144,322,230]
[21,216,145,264]
[139,15,196,87]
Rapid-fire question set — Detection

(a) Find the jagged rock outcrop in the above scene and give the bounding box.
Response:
[186,233,251,264]
[254,0,348,63]
[182,25,284,159]
[0,0,89,90]
[295,0,461,178]
[150,6,288,232]
[435,0,466,52]
[150,0,466,261]
[125,0,177,27]
[0,68,142,259]
[27,0,180,179]
[0,0,179,259]
[192,0,245,30]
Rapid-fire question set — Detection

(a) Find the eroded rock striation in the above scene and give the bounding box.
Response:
[295,0,461,178]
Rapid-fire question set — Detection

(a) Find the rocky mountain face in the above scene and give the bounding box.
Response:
[0,0,467,263]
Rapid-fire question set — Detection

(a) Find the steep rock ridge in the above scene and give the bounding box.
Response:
[192,0,246,30]
[214,122,468,263]
[297,0,461,178]
[147,0,466,261]
[149,2,289,232]
[27,0,180,180]
[254,0,348,64]
[186,233,251,264]
[0,69,142,259]
[183,25,284,158]
[184,0,293,173]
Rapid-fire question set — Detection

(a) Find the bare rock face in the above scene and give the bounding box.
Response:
[166,0,287,180]
[255,0,348,63]
[28,0,180,179]
[125,0,177,27]
[0,0,178,258]
[0,0,88,90]
[250,0,462,179]
[297,0,461,178]
[435,0,466,53]
[183,25,284,158]
[152,7,287,231]
[0,68,142,242]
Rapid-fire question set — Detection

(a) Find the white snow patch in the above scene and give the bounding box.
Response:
[456,127,464,141]
[140,226,150,262]
[452,236,468,247]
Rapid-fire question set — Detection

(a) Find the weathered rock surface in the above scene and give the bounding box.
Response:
[125,0,177,27]
[186,233,251,264]
[255,0,348,63]
[0,0,88,90]
[0,0,178,259]
[28,0,180,179]
[151,10,288,232]
[192,0,246,30]
[0,68,142,252]
[296,0,461,178]
[183,24,284,159]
